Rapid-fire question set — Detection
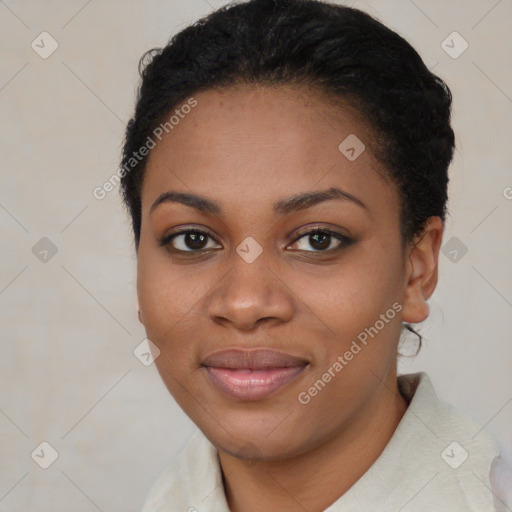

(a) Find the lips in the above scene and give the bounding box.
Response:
[201,349,309,401]
[201,348,309,369]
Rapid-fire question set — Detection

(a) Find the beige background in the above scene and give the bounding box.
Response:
[1,0,511,510]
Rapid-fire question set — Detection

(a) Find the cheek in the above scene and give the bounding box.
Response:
[296,247,405,381]
[136,249,216,377]
[137,249,191,340]
[301,249,403,329]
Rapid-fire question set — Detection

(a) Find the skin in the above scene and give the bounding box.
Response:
[136,84,443,512]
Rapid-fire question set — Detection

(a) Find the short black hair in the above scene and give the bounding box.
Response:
[120,0,454,254]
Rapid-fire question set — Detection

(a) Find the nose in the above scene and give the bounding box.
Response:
[207,249,295,331]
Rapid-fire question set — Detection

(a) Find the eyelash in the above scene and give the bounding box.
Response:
[158,226,354,256]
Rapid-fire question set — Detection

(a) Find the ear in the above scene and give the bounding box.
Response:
[401,216,444,324]
[137,300,144,325]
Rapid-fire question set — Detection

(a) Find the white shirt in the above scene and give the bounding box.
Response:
[141,372,507,511]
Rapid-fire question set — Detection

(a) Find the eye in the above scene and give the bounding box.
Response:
[288,227,353,253]
[159,228,221,253]
[159,225,353,255]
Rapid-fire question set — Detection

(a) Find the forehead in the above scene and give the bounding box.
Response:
[141,85,399,223]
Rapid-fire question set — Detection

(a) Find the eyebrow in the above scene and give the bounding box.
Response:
[149,186,367,216]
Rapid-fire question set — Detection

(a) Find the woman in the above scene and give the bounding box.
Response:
[119,0,507,510]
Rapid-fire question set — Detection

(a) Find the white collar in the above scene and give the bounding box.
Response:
[142,372,501,511]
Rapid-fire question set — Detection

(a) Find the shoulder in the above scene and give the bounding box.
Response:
[140,429,229,512]
[394,372,502,511]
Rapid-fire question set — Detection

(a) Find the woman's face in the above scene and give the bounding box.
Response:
[136,85,420,459]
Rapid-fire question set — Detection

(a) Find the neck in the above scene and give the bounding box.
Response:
[218,371,408,512]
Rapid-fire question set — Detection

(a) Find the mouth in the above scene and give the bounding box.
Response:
[201,348,309,401]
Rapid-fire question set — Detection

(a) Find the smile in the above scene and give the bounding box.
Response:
[203,365,308,401]
[200,348,310,401]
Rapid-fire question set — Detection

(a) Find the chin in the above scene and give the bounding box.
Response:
[202,418,312,461]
